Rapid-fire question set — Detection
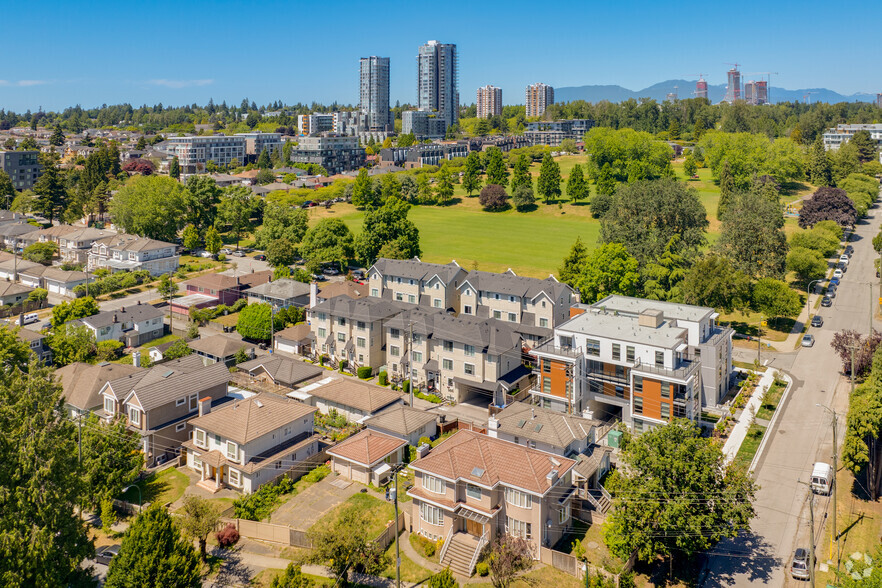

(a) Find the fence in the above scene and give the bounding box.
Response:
[0,299,47,319]
[439,419,486,435]
[538,545,637,587]
[373,512,406,550]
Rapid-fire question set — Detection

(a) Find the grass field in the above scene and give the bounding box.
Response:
[119,467,189,507]
[311,493,395,539]
[733,424,766,468]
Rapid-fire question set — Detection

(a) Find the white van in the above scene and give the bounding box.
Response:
[22,313,39,325]
[811,462,833,495]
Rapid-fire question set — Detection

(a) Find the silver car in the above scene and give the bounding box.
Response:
[96,544,121,565]
[790,548,810,580]
[802,334,815,348]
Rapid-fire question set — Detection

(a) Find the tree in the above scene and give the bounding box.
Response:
[234,347,250,365]
[583,127,674,191]
[257,148,272,169]
[809,136,833,187]
[601,178,708,268]
[300,218,355,273]
[509,155,531,193]
[577,243,640,303]
[786,247,827,282]
[49,125,65,147]
[48,323,97,366]
[717,160,735,220]
[80,413,143,510]
[486,536,534,588]
[305,502,388,585]
[51,296,100,327]
[354,197,420,266]
[184,175,222,230]
[256,202,308,249]
[0,170,15,204]
[851,130,878,163]
[427,568,458,588]
[842,348,882,500]
[105,505,201,588]
[798,186,858,228]
[22,241,58,265]
[683,154,697,178]
[218,186,257,248]
[271,563,315,588]
[380,174,402,202]
[123,159,155,175]
[681,255,751,312]
[182,224,199,250]
[164,339,192,360]
[602,420,756,569]
[560,138,578,153]
[484,147,508,188]
[0,346,95,587]
[204,226,223,255]
[875,231,882,254]
[169,156,180,180]
[566,163,587,203]
[718,191,788,279]
[32,155,68,222]
[135,136,148,150]
[831,330,882,378]
[558,237,588,289]
[536,153,562,203]
[462,152,483,196]
[267,238,297,267]
[511,185,535,211]
[352,169,379,208]
[752,277,802,326]
[642,235,689,302]
[157,272,179,308]
[416,173,434,204]
[179,495,221,562]
[237,303,282,341]
[479,184,509,211]
[112,176,187,241]
[27,288,48,303]
[698,130,805,190]
[435,165,454,205]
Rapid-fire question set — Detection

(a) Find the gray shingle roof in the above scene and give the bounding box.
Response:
[79,303,164,329]
[112,355,230,411]
[237,355,324,386]
[0,281,33,297]
[369,258,465,285]
[188,392,316,446]
[385,309,522,356]
[188,334,250,360]
[459,269,573,302]
[493,403,598,450]
[298,376,402,414]
[311,295,408,323]
[245,278,310,300]
[57,361,145,411]
[364,405,437,437]
[92,234,176,252]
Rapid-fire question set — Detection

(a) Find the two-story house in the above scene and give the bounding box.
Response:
[367,258,466,310]
[77,301,165,347]
[99,355,231,466]
[57,227,115,265]
[408,430,577,576]
[245,279,311,309]
[182,393,320,494]
[56,361,144,418]
[88,234,179,276]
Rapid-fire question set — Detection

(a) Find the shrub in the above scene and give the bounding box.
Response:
[303,465,330,484]
[357,366,372,379]
[378,370,388,385]
[418,436,431,446]
[475,561,489,576]
[424,541,436,557]
[403,380,410,395]
[478,184,509,211]
[338,359,348,371]
[96,340,124,361]
[216,523,240,548]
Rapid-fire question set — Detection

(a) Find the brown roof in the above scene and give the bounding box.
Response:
[188,392,317,445]
[185,270,272,292]
[237,355,324,386]
[493,403,598,450]
[275,323,312,344]
[410,430,576,496]
[301,377,402,414]
[364,405,437,437]
[328,429,406,467]
[189,334,250,359]
[234,169,260,179]
[110,355,230,410]
[56,361,145,411]
[318,280,368,300]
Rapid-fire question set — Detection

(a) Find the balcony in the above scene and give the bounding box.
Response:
[632,356,700,381]
[529,339,581,361]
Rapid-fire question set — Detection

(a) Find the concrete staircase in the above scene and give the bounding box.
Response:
[585,486,612,514]
[441,532,481,577]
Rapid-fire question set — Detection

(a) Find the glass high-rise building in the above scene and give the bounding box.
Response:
[417,40,459,128]
[359,56,392,132]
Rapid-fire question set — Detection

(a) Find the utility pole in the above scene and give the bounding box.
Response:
[386,465,403,588]
[809,491,816,588]
[77,411,82,465]
[818,403,840,568]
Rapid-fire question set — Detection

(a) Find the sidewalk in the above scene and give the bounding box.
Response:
[722,369,778,464]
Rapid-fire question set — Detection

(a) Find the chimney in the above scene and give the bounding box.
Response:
[132,350,141,367]
[531,408,536,420]
[309,282,318,308]
[546,470,559,485]
[487,415,499,438]
[198,396,211,417]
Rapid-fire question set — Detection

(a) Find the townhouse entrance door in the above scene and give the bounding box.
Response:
[466,518,483,537]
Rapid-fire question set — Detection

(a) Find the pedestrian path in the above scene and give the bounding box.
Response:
[722,368,778,464]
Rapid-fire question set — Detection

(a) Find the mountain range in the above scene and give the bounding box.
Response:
[554,80,878,105]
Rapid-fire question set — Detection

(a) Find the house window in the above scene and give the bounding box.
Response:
[104,397,115,414]
[539,318,548,328]
[422,474,445,494]
[464,344,475,357]
[128,407,140,426]
[229,468,241,487]
[493,310,502,319]
[463,305,473,315]
[371,288,379,297]
[195,429,207,449]
[189,394,198,411]
[612,344,621,361]
[433,298,442,308]
[337,332,346,342]
[542,361,551,373]
[317,312,327,321]
[466,484,482,500]
[504,488,532,508]
[586,339,600,357]
[226,441,238,461]
[442,358,453,371]
[420,502,444,526]
[176,423,186,432]
[508,312,517,322]
[543,377,551,394]
[443,340,453,352]
[408,295,416,304]
[338,318,346,326]
[634,397,643,415]
[191,454,203,471]
[506,517,532,540]
[357,337,366,348]
[655,351,664,367]
[396,293,404,301]
[626,346,635,362]
[412,351,423,363]
[390,345,400,357]
[390,328,400,338]
[317,327,326,338]
[464,363,475,376]
[357,321,366,330]
[661,403,671,419]
[661,381,670,399]
[559,503,571,524]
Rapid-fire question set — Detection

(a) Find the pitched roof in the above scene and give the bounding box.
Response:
[92,234,176,252]
[111,355,230,411]
[296,376,402,414]
[318,280,368,300]
[310,295,407,323]
[245,278,310,300]
[459,269,573,302]
[327,429,406,467]
[79,302,164,329]
[188,392,316,445]
[410,429,576,495]
[42,267,88,283]
[385,310,521,356]
[188,334,250,359]
[369,258,464,285]
[493,403,598,450]
[184,270,272,292]
[364,405,437,437]
[57,361,145,411]
[274,323,312,344]
[237,355,324,386]
[0,258,43,273]
[0,281,33,297]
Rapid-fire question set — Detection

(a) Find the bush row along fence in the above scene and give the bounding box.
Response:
[0,299,47,319]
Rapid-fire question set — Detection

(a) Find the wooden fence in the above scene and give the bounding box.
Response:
[0,299,47,319]
[439,419,486,435]
[538,545,637,587]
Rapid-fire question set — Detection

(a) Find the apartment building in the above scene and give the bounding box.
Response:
[525,83,554,118]
[0,150,41,190]
[524,119,595,147]
[183,393,320,494]
[417,40,459,128]
[529,296,733,434]
[297,114,334,136]
[378,142,469,168]
[88,234,179,276]
[236,131,283,160]
[822,124,882,151]
[401,110,448,140]
[288,135,366,175]
[161,135,247,173]
[408,430,576,575]
[476,85,503,119]
[359,56,393,132]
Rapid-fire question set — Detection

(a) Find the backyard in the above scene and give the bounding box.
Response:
[118,466,189,508]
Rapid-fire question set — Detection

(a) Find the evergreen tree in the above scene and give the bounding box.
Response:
[536,153,562,203]
[49,125,65,147]
[558,237,588,288]
[435,165,454,205]
[380,173,401,202]
[668,119,680,140]
[352,169,379,208]
[135,136,147,150]
[484,147,508,188]
[509,155,531,192]
[716,160,735,220]
[0,170,15,207]
[257,147,272,169]
[566,163,587,202]
[462,152,483,196]
[105,506,201,588]
[169,156,181,179]
[32,155,67,222]
[809,136,833,187]
[683,154,697,178]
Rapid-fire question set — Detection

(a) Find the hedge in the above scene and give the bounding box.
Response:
[357,366,372,379]
[378,371,388,385]
[72,269,152,296]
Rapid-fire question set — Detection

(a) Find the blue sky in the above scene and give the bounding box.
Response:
[0,0,878,112]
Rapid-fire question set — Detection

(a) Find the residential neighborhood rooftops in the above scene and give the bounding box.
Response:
[369,258,464,285]
[79,302,164,330]
[188,392,317,446]
[293,376,403,414]
[57,361,145,411]
[492,403,598,450]
[311,295,408,323]
[105,355,230,410]
[0,258,44,274]
[410,429,576,495]
[237,355,324,386]
[0,281,34,297]
[245,278,310,300]
[363,404,437,438]
[318,280,368,300]
[327,429,407,467]
[184,270,272,292]
[188,334,250,360]
[274,323,312,345]
[42,267,88,283]
[460,268,573,301]
[92,234,176,252]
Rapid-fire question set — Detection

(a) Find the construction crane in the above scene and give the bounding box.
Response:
[724,62,741,70]
[803,91,818,104]
[682,74,708,97]
[744,72,779,103]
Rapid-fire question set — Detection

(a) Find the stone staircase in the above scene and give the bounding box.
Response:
[441,532,481,577]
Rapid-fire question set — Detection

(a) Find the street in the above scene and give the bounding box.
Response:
[701,199,881,586]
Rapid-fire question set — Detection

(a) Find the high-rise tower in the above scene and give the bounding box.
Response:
[526,83,554,118]
[695,76,708,100]
[725,68,742,102]
[359,56,392,132]
[417,40,459,128]
[477,85,503,119]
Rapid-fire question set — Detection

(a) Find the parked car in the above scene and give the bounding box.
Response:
[254,254,267,261]
[811,315,823,328]
[232,250,246,257]
[221,248,232,255]
[829,277,839,287]
[821,296,833,307]
[322,267,340,276]
[96,544,121,566]
[199,250,213,258]
[40,321,52,331]
[801,334,815,347]
[826,288,836,299]
[22,313,38,325]
[790,548,811,580]
[351,269,365,280]
[311,274,327,282]
[833,269,843,279]
[840,254,849,265]
[811,462,834,495]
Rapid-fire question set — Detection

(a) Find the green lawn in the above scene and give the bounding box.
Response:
[380,537,434,584]
[554,519,624,572]
[756,379,786,421]
[468,565,586,588]
[119,467,189,507]
[311,493,395,539]
[733,424,766,468]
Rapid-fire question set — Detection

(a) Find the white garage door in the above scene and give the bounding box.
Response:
[47,282,62,295]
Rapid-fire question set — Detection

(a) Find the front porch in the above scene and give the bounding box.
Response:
[195,449,227,493]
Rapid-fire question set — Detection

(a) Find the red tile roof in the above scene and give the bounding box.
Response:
[327,429,406,467]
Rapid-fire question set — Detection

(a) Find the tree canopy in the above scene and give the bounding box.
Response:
[681,254,751,313]
[255,202,308,249]
[717,190,788,279]
[354,196,420,266]
[798,186,858,229]
[582,127,674,194]
[697,130,805,190]
[300,218,355,273]
[111,175,187,241]
[576,243,640,303]
[536,153,561,203]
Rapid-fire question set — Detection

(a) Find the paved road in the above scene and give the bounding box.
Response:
[701,202,882,586]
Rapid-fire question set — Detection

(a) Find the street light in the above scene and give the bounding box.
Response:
[121,484,142,514]
[816,402,839,569]
[806,279,824,321]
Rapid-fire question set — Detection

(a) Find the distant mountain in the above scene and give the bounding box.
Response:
[554,80,877,105]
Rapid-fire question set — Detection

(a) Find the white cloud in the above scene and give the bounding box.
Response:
[147,79,214,89]
[0,80,48,87]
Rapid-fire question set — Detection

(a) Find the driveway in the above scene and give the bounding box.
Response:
[270,474,361,530]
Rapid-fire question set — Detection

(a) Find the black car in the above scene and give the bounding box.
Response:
[811,315,823,328]
[821,296,833,307]
[254,254,267,261]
